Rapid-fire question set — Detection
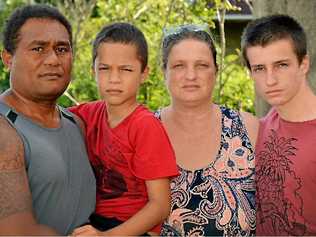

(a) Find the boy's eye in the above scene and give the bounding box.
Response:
[99,67,109,71]
[121,68,133,72]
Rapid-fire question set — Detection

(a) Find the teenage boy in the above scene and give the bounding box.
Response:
[242,14,316,235]
[70,23,178,236]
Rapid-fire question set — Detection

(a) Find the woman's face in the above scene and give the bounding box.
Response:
[164,38,217,106]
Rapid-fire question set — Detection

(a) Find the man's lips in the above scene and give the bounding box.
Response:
[39,72,62,79]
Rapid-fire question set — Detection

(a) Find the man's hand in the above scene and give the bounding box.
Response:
[71,225,102,236]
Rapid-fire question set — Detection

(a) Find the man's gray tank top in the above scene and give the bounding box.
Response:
[0,102,96,235]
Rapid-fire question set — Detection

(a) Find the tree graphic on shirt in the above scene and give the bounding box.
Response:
[256,129,306,235]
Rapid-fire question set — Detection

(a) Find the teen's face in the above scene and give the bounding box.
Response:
[94,42,147,107]
[246,39,309,108]
[2,18,73,101]
[164,39,216,105]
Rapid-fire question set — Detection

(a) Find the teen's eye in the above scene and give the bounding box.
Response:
[252,66,265,73]
[277,63,288,68]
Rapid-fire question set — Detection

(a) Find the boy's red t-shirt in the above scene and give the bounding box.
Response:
[70,101,178,232]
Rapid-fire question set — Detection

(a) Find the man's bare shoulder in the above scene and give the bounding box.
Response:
[0,115,24,170]
[0,115,31,219]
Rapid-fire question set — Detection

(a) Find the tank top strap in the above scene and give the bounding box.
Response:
[0,101,18,124]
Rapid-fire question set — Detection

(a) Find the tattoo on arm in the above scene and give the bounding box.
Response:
[0,117,32,219]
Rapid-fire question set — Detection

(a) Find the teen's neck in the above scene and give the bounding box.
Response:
[106,102,139,128]
[277,84,316,122]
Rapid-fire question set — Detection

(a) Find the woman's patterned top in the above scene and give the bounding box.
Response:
[155,106,256,236]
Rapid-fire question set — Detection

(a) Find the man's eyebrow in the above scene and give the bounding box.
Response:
[28,40,48,46]
[28,40,71,46]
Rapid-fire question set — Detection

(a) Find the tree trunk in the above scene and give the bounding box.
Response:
[252,0,316,117]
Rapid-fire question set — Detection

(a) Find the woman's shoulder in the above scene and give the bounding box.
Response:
[240,111,259,147]
[219,105,259,147]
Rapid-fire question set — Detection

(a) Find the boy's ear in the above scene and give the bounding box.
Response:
[1,50,13,70]
[140,66,149,83]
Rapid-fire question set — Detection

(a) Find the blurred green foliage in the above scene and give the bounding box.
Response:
[0,0,255,113]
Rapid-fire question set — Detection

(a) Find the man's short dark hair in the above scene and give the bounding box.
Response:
[92,22,148,72]
[241,14,307,69]
[2,4,72,54]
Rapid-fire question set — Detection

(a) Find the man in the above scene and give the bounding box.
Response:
[0,4,95,235]
[242,15,316,235]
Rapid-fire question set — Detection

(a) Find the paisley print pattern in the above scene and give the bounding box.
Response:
[157,107,256,236]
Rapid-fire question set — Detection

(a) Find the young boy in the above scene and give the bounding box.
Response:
[70,23,178,236]
[242,15,316,235]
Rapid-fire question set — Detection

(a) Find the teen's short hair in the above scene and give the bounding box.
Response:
[161,24,218,71]
[2,4,72,54]
[92,22,148,72]
[241,14,307,69]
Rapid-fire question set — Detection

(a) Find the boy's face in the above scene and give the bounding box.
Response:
[94,42,148,107]
[246,38,309,108]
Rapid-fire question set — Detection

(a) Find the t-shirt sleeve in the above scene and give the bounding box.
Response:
[68,103,87,123]
[127,115,179,180]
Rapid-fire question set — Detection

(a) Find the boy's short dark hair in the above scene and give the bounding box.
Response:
[2,4,72,54]
[92,22,148,72]
[241,14,307,69]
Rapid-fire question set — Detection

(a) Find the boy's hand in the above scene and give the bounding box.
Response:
[71,225,102,236]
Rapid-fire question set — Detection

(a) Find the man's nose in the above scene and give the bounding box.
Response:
[44,50,60,66]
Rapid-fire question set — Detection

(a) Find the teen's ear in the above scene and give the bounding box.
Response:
[91,66,96,77]
[1,50,13,70]
[300,54,310,75]
[140,66,149,83]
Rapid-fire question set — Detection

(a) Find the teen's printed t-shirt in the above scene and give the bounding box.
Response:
[70,101,178,232]
[256,108,316,236]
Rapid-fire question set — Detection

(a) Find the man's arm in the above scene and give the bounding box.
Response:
[0,116,58,235]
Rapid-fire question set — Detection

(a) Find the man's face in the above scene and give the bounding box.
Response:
[246,39,309,109]
[2,18,73,102]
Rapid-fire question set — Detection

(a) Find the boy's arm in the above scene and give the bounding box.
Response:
[0,117,58,235]
[72,178,171,236]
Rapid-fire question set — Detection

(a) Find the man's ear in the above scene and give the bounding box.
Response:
[140,66,149,84]
[1,50,13,70]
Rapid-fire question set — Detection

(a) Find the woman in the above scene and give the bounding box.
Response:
[156,25,258,236]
